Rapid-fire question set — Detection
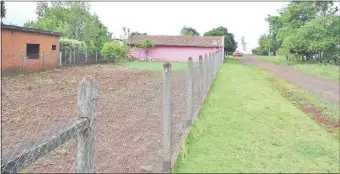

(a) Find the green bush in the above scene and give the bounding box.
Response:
[100,41,129,62]
[60,38,87,51]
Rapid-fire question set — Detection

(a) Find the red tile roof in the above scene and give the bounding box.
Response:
[130,35,224,47]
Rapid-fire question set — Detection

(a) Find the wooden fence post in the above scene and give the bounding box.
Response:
[162,62,172,173]
[187,57,193,128]
[199,56,204,104]
[21,52,24,73]
[75,76,98,173]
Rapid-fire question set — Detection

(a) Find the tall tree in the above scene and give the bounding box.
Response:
[25,1,110,52]
[36,2,48,18]
[1,1,6,19]
[241,36,247,52]
[204,26,237,54]
[180,26,200,36]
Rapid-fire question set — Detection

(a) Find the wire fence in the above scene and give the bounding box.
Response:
[1,50,106,75]
[1,49,224,173]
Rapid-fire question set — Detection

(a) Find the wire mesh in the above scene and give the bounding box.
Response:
[2,49,223,173]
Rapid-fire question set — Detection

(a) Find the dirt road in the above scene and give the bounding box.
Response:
[242,56,339,104]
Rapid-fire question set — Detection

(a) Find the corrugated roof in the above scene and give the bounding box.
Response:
[130,35,224,47]
[1,24,63,36]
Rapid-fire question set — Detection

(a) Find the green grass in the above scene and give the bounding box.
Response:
[115,60,187,71]
[173,62,339,173]
[258,71,339,123]
[257,56,340,82]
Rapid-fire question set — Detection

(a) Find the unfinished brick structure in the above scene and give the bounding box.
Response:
[1,24,62,74]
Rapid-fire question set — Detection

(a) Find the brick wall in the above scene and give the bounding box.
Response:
[1,30,60,74]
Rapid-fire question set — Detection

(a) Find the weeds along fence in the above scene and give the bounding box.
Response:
[1,76,99,173]
[1,50,223,173]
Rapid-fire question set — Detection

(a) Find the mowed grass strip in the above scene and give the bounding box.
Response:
[257,56,340,82]
[173,63,339,173]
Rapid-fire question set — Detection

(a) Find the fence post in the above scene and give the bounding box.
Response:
[73,50,76,65]
[162,62,172,173]
[69,50,72,64]
[75,75,98,173]
[59,51,62,68]
[85,51,88,64]
[199,56,204,104]
[208,53,212,87]
[96,51,98,64]
[21,52,24,73]
[42,52,45,70]
[187,57,193,128]
[204,54,208,97]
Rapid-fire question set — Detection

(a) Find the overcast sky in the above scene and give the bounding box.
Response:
[2,2,290,53]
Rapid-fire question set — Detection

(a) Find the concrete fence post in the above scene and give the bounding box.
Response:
[96,51,98,64]
[42,52,45,70]
[75,75,98,173]
[187,57,193,128]
[73,50,76,65]
[59,51,62,68]
[204,54,208,97]
[162,62,172,173]
[199,56,204,104]
[209,53,212,87]
[69,50,72,64]
[85,51,88,64]
[21,52,24,73]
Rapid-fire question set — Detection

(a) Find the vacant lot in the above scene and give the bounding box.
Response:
[173,63,339,173]
[257,56,340,82]
[1,62,191,173]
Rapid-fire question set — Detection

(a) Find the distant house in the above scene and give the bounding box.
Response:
[1,24,62,74]
[128,35,224,62]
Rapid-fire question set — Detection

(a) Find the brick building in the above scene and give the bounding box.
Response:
[1,24,62,74]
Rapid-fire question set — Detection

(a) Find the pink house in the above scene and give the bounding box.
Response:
[128,35,224,62]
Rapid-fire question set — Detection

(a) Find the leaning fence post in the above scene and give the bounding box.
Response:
[162,62,172,173]
[21,52,24,73]
[187,57,193,128]
[199,56,204,104]
[75,76,98,173]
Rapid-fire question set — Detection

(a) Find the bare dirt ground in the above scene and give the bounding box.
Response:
[243,56,340,104]
[1,64,192,173]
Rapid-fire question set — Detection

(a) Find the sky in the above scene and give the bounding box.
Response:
[2,2,290,53]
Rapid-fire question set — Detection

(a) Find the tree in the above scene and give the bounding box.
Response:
[260,1,339,64]
[100,41,129,62]
[36,2,48,18]
[180,26,200,36]
[131,31,147,36]
[137,39,154,61]
[1,1,6,19]
[24,2,110,52]
[241,36,247,52]
[204,26,237,54]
